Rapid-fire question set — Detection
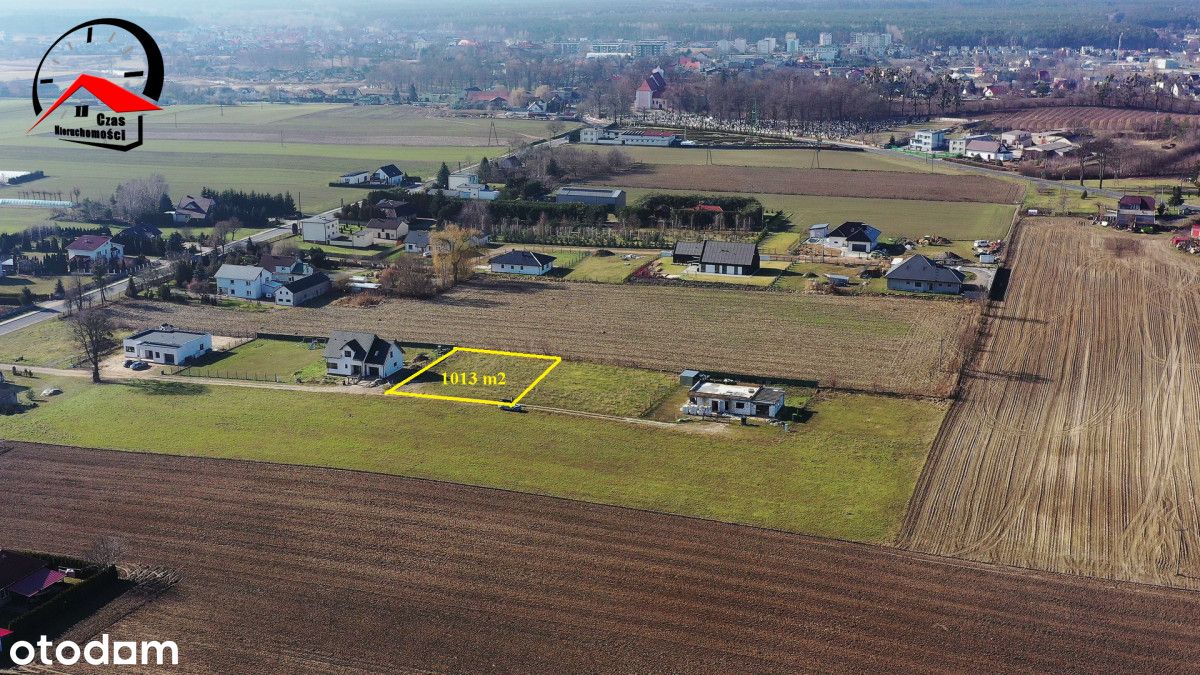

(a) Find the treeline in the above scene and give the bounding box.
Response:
[200,188,296,227]
[628,195,765,230]
[0,224,108,257]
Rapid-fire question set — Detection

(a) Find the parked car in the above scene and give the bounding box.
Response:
[499,404,526,413]
[129,361,150,371]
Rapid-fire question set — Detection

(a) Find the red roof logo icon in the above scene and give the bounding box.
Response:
[28,72,160,133]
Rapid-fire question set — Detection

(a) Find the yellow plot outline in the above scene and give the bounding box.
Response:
[384,346,562,406]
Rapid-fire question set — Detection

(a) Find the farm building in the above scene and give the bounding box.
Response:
[123,324,213,365]
[682,381,786,419]
[553,187,627,209]
[0,551,65,609]
[885,254,965,294]
[336,170,372,185]
[216,264,274,299]
[172,194,217,224]
[260,253,314,283]
[491,250,556,275]
[275,273,331,307]
[373,164,406,185]
[825,222,881,257]
[66,235,123,265]
[324,331,406,379]
[301,214,340,243]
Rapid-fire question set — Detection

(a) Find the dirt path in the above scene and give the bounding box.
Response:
[900,217,1200,588]
[2,441,1200,673]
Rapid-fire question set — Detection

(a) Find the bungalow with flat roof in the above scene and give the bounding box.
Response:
[553,187,627,209]
[682,381,786,419]
[123,324,213,365]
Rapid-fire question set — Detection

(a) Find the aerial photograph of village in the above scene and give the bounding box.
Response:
[1,0,1200,670]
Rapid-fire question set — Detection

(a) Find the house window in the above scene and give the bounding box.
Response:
[125,346,134,353]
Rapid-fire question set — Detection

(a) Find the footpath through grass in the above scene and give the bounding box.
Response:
[0,373,944,544]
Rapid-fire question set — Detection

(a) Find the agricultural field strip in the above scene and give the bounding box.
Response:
[901,218,1200,589]
[600,164,1024,204]
[107,280,977,397]
[3,442,1200,673]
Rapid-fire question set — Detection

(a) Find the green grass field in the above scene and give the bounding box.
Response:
[658,259,791,286]
[0,102,573,213]
[564,252,654,283]
[181,338,327,382]
[775,262,889,294]
[0,274,72,299]
[0,208,60,234]
[0,372,944,543]
[616,146,951,173]
[400,348,559,402]
[615,186,1017,241]
[0,318,130,368]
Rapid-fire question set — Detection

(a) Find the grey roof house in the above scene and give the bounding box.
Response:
[490,250,556,275]
[885,254,966,294]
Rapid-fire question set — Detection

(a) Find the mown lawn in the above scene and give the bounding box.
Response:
[657,259,790,286]
[0,373,945,544]
[564,252,655,283]
[0,208,59,234]
[181,338,326,382]
[616,146,944,173]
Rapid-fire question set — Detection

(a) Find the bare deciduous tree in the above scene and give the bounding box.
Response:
[69,308,115,383]
[85,535,125,567]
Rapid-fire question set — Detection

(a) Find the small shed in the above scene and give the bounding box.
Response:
[679,369,705,386]
[824,274,850,287]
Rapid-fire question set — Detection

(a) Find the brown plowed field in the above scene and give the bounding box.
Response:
[110,281,978,396]
[3,441,1200,673]
[980,106,1200,132]
[606,165,1024,203]
[901,218,1200,588]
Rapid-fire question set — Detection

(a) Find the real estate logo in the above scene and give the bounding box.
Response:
[27,18,164,151]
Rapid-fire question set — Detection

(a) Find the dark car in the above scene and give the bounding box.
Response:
[129,361,151,371]
[499,404,526,413]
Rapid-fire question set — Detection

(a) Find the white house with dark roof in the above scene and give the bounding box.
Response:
[324,331,405,379]
[362,218,408,244]
[275,272,331,307]
[490,250,556,275]
[216,264,273,299]
[825,222,881,257]
[301,214,340,244]
[373,164,406,185]
[963,139,1014,162]
[259,253,314,283]
[123,324,212,365]
[885,254,966,294]
[404,229,432,255]
[66,235,123,263]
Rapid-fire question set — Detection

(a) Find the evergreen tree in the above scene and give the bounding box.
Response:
[19,288,33,306]
[54,279,65,298]
[478,157,491,183]
[436,163,451,189]
[408,83,418,102]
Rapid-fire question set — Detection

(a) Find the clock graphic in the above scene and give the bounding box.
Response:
[27,18,164,151]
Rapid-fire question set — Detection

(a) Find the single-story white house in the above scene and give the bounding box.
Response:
[448,171,482,190]
[324,331,406,379]
[682,381,786,419]
[274,273,331,307]
[963,139,1014,162]
[301,214,340,243]
[404,229,432,255]
[123,324,212,366]
[336,170,371,184]
[490,249,556,275]
[885,254,966,294]
[373,164,406,185]
[216,264,273,299]
[362,218,408,243]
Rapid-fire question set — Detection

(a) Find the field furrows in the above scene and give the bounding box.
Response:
[980,106,1200,132]
[900,217,1200,587]
[109,281,978,396]
[602,164,1024,203]
[2,442,1200,673]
